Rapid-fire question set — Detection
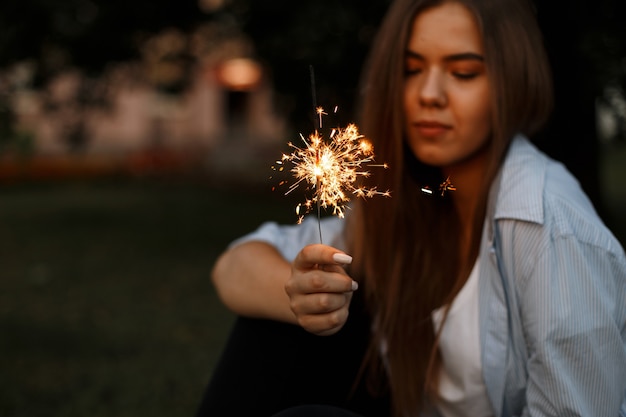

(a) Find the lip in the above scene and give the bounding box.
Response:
[413,120,452,137]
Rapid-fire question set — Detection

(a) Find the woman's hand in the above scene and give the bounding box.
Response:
[285,244,358,336]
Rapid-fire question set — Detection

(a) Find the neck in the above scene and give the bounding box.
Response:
[443,147,490,266]
[444,157,488,226]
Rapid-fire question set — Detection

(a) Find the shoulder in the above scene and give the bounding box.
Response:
[493,136,623,257]
[490,136,625,287]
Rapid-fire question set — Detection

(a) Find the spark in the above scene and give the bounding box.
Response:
[316,106,328,128]
[439,176,456,196]
[275,111,390,225]
[420,177,456,197]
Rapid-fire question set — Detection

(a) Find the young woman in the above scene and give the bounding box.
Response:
[198,0,626,416]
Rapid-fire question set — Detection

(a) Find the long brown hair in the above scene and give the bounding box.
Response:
[345,0,553,415]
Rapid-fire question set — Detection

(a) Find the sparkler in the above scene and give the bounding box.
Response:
[420,176,457,197]
[439,176,456,196]
[272,109,390,243]
[271,66,389,243]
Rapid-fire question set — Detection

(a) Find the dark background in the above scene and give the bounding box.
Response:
[2,0,625,210]
[0,1,625,416]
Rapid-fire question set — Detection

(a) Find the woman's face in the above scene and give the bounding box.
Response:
[403,2,492,170]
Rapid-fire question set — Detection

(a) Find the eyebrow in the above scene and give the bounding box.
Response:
[405,50,485,63]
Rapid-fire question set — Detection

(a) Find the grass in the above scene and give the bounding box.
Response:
[0,177,299,417]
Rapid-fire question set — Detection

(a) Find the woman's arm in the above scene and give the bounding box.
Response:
[212,241,358,335]
[212,240,297,324]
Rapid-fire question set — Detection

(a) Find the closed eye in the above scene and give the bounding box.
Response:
[405,67,423,76]
[453,72,479,80]
[404,52,424,77]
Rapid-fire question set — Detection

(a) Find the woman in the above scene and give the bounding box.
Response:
[199,0,626,416]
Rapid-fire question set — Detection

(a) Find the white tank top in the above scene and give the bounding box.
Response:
[431,261,494,417]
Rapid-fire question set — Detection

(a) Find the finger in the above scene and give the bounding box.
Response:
[317,264,356,290]
[292,292,349,315]
[295,268,356,294]
[294,244,353,270]
[317,263,348,274]
[298,307,350,336]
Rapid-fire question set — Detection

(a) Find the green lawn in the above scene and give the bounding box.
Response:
[0,178,299,417]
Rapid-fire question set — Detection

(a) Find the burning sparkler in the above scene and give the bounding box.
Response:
[272,108,390,243]
[439,176,456,196]
[421,176,457,197]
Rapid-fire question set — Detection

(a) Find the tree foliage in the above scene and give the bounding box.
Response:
[0,0,624,153]
[227,0,390,127]
[0,0,205,82]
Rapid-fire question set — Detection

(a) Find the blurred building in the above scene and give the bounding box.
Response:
[9,60,284,155]
[0,22,287,182]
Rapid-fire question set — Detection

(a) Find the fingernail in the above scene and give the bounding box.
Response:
[351,280,359,291]
[332,253,353,265]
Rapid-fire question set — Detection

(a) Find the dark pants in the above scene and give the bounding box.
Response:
[195,293,390,417]
[272,404,367,417]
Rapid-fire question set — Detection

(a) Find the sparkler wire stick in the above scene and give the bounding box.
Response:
[309,65,324,244]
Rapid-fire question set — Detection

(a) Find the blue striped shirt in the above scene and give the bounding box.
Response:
[233,136,626,416]
[479,136,626,416]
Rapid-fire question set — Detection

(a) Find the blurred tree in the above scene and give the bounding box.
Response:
[0,0,211,150]
[533,0,626,217]
[0,0,206,84]
[1,0,623,120]
[0,0,392,149]
[227,0,390,131]
[0,0,624,188]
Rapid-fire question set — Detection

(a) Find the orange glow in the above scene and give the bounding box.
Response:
[216,58,262,91]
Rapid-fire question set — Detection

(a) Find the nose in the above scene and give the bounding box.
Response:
[419,69,447,108]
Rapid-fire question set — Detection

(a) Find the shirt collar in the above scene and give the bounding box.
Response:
[490,135,547,225]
